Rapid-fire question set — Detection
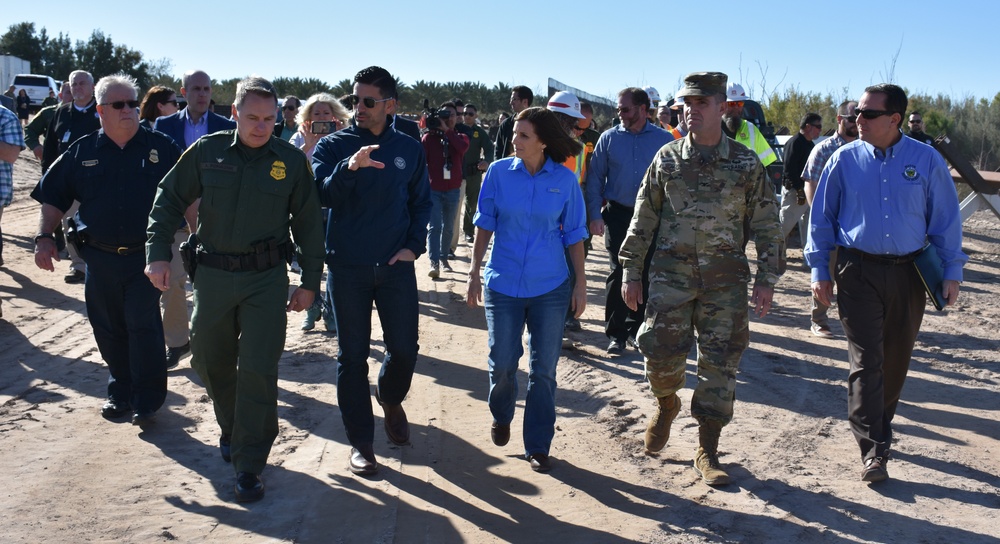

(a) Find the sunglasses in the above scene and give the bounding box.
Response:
[810,124,822,130]
[617,106,634,115]
[348,94,392,108]
[463,111,476,116]
[908,119,923,124]
[102,100,140,110]
[855,108,895,120]
[841,114,857,123]
[161,99,178,106]
[283,104,298,111]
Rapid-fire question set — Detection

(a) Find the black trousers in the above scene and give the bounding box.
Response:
[836,248,925,462]
[602,201,652,342]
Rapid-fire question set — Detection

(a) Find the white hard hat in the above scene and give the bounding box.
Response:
[726,82,748,102]
[670,93,684,109]
[643,86,661,103]
[546,91,585,119]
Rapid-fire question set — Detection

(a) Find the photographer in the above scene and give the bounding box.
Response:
[290,93,351,162]
[422,101,469,277]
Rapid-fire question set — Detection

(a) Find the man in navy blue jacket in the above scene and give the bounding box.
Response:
[153,70,236,148]
[312,66,432,477]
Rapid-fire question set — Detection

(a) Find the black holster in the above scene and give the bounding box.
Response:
[65,217,84,255]
[179,233,199,282]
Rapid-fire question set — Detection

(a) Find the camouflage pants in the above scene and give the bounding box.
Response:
[635,283,750,426]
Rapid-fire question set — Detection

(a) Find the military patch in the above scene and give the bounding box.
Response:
[82,160,99,167]
[902,165,918,180]
[149,149,159,164]
[270,160,286,181]
[473,131,479,138]
[395,157,406,170]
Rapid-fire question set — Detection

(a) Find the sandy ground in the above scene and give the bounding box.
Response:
[1,148,998,544]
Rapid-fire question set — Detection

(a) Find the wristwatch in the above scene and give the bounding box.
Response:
[34,233,55,244]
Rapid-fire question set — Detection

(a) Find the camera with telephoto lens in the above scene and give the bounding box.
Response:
[423,99,453,132]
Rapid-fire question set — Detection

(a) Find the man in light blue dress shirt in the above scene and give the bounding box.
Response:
[805,83,967,483]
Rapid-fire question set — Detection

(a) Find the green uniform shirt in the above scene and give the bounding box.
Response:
[23,104,58,150]
[619,134,781,303]
[462,123,495,178]
[146,130,326,292]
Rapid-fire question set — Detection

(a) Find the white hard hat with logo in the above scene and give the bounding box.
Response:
[726,82,748,102]
[546,91,585,119]
[643,86,661,104]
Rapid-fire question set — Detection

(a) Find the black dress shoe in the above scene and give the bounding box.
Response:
[376,389,410,445]
[165,342,190,370]
[101,399,131,420]
[131,410,156,427]
[861,457,889,482]
[64,270,85,284]
[607,338,625,354]
[528,453,552,473]
[235,472,265,503]
[220,434,232,463]
[349,445,378,476]
[491,421,510,446]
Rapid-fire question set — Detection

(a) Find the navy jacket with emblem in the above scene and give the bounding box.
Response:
[312,122,432,266]
[38,126,182,245]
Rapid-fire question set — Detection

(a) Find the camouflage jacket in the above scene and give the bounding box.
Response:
[619,135,780,300]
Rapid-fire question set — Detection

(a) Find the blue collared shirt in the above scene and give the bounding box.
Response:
[182,108,209,148]
[475,157,588,298]
[805,135,967,282]
[584,121,673,219]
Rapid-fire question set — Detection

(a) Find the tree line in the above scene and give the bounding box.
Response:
[4,21,998,172]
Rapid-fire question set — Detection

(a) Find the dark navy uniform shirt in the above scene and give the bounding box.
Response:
[39,126,182,246]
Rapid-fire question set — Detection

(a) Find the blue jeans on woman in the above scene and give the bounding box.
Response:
[484,278,570,457]
[428,188,461,263]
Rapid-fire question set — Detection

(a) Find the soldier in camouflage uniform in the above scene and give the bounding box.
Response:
[619,72,781,486]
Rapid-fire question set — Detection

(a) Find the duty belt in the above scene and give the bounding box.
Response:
[85,239,145,256]
[196,239,294,272]
[844,247,921,266]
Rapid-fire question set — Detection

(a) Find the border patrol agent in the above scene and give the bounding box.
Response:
[145,76,325,503]
[33,73,181,426]
[619,72,781,486]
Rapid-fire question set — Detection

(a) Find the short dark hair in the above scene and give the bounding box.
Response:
[235,76,278,109]
[512,85,533,105]
[580,102,593,115]
[283,95,300,108]
[618,87,651,110]
[465,103,478,112]
[439,101,457,111]
[354,66,397,100]
[514,107,583,164]
[837,100,857,116]
[909,110,923,118]
[864,83,908,128]
[799,113,822,129]
[338,94,354,111]
[452,98,464,108]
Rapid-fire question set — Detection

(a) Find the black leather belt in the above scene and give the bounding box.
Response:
[85,239,144,256]
[196,240,294,272]
[844,247,920,266]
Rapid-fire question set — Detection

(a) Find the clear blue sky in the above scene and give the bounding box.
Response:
[17,0,999,105]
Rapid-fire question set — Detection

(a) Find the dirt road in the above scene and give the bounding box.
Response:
[1,150,998,543]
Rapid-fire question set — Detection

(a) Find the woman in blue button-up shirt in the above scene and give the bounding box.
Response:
[466,107,588,473]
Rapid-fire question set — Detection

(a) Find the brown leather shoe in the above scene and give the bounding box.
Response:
[349,444,378,476]
[376,389,410,445]
[861,457,889,482]
[491,421,510,446]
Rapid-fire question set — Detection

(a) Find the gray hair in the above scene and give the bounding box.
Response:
[94,73,139,104]
[296,92,351,127]
[234,75,277,109]
[69,70,94,85]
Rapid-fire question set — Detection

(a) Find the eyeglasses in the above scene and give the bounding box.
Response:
[856,108,894,120]
[283,104,298,111]
[348,94,393,108]
[161,99,178,106]
[101,100,140,110]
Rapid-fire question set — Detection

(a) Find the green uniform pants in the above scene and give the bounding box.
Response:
[635,283,750,427]
[190,264,289,475]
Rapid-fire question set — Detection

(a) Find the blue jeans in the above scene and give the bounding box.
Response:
[484,279,570,456]
[331,261,419,447]
[428,188,461,262]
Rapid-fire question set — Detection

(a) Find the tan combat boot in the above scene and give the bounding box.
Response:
[694,423,731,486]
[644,393,681,453]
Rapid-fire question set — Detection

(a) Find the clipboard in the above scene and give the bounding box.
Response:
[913,243,947,311]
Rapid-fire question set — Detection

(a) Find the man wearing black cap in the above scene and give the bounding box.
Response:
[619,72,781,486]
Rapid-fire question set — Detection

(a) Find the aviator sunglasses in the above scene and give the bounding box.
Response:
[348,94,393,108]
